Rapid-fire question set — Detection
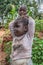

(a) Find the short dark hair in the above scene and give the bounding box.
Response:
[19,5,27,12]
[14,17,29,27]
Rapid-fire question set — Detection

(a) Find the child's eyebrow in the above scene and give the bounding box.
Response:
[14,22,20,27]
[14,21,18,25]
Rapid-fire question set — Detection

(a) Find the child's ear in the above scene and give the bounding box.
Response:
[24,26,28,32]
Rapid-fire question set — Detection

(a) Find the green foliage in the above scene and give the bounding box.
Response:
[0,0,11,18]
[3,41,12,63]
[26,0,39,19]
[0,0,42,26]
[31,0,38,18]
[4,12,17,29]
[32,37,43,64]
[4,41,12,55]
[4,4,12,16]
[4,4,17,29]
[35,19,43,32]
[4,22,9,29]
[33,63,43,65]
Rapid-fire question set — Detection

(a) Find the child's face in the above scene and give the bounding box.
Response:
[14,22,28,37]
[19,10,26,16]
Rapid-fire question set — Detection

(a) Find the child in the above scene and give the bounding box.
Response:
[9,5,35,65]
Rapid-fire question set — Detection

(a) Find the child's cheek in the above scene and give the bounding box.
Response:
[12,50,18,57]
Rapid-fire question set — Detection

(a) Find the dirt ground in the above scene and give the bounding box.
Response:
[0,29,5,37]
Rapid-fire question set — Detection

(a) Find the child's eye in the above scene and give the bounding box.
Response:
[16,25,20,27]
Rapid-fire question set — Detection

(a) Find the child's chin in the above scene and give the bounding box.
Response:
[15,34,22,37]
[15,34,20,37]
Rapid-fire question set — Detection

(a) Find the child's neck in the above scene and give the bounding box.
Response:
[15,32,27,37]
[14,32,28,41]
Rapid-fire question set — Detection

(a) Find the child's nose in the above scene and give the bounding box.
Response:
[14,28,18,32]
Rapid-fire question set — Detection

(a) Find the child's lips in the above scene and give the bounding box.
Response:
[14,30,18,35]
[14,30,17,33]
[14,30,16,33]
[14,30,19,33]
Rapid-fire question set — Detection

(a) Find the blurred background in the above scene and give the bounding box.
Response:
[0,0,43,65]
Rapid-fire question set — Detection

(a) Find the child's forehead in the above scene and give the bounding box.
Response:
[14,17,29,25]
[15,19,23,24]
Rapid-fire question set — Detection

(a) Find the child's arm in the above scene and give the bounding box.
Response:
[9,20,15,38]
[28,17,35,39]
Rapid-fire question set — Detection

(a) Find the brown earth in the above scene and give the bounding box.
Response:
[0,29,5,37]
[38,32,43,39]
